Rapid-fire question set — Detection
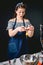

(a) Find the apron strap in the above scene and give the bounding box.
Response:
[13,18,17,28]
[23,19,25,27]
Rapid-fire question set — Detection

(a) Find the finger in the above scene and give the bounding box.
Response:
[21,26,24,28]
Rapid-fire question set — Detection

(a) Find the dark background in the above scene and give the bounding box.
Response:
[0,0,43,61]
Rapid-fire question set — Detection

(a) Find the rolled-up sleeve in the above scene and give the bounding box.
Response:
[6,21,13,30]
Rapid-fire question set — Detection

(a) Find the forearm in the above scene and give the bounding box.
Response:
[8,28,18,37]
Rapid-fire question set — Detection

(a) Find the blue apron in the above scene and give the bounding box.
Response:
[8,19,26,59]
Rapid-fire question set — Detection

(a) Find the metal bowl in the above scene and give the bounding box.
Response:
[20,54,39,65]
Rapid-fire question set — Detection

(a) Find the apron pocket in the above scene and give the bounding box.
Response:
[8,42,17,53]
